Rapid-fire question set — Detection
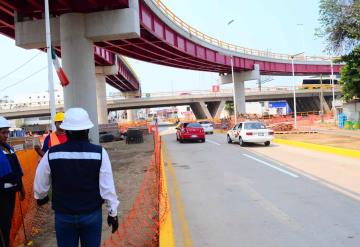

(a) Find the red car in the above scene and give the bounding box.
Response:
[176,122,205,143]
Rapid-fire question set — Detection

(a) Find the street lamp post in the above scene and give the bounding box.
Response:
[226,19,238,124]
[290,52,304,129]
[330,57,337,126]
[230,55,237,124]
[330,58,335,107]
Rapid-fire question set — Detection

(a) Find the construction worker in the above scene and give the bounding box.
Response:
[0,116,25,247]
[34,108,119,247]
[35,112,67,157]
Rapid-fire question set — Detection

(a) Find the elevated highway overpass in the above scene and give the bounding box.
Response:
[0,0,343,141]
[0,87,341,120]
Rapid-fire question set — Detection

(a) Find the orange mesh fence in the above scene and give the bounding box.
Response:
[118,121,151,136]
[10,149,49,247]
[9,127,165,247]
[102,125,165,246]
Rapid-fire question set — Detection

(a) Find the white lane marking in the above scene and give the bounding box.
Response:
[242,154,299,178]
[206,139,221,146]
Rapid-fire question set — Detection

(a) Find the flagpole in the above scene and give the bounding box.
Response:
[45,0,56,131]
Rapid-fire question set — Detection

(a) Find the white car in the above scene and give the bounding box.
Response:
[226,121,274,146]
[198,120,214,134]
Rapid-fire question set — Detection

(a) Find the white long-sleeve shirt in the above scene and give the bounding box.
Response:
[34,148,119,217]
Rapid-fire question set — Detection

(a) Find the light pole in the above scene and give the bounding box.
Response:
[226,19,238,124]
[230,55,237,124]
[290,52,304,129]
[330,58,335,108]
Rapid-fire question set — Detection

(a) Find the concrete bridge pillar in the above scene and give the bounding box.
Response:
[220,64,260,116]
[14,1,141,143]
[61,13,99,142]
[123,91,141,122]
[95,66,118,124]
[207,100,226,119]
[189,101,212,120]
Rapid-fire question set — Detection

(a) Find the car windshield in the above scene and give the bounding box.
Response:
[199,121,210,124]
[184,122,202,128]
[244,122,266,130]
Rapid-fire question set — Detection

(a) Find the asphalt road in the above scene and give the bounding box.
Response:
[162,132,360,247]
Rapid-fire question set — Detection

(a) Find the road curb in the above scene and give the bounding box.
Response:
[274,138,360,159]
[159,145,175,247]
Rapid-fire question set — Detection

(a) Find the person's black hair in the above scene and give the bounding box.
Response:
[65,129,89,141]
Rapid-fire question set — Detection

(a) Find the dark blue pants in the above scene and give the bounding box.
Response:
[0,191,16,247]
[55,208,102,247]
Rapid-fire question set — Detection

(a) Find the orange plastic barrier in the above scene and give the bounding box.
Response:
[9,128,164,246]
[102,126,162,246]
[10,150,48,247]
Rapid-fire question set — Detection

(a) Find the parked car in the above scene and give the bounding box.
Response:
[226,121,274,146]
[99,131,115,143]
[176,122,205,143]
[198,120,214,134]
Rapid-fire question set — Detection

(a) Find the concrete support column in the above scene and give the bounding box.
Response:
[220,64,260,117]
[123,91,140,122]
[95,65,118,125]
[207,100,226,119]
[234,81,246,114]
[127,110,136,122]
[189,101,212,119]
[95,74,108,124]
[60,13,99,143]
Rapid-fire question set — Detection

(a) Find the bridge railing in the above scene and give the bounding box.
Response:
[152,0,338,62]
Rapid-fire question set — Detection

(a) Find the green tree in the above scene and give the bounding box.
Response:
[317,0,360,53]
[338,46,360,101]
[224,102,234,115]
[318,0,360,101]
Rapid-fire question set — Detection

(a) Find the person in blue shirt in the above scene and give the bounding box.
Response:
[0,116,25,247]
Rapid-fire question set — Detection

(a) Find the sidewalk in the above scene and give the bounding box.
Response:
[245,143,360,201]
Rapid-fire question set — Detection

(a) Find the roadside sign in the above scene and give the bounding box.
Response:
[212,85,220,92]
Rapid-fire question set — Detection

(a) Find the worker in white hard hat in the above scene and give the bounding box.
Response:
[35,112,67,157]
[0,116,25,247]
[34,108,119,247]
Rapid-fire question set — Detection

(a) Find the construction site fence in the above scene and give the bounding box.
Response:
[10,125,164,247]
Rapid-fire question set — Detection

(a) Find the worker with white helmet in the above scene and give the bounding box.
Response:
[0,116,25,247]
[34,108,119,247]
[35,112,67,157]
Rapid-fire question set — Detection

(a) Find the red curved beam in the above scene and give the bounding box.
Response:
[0,0,139,92]
[98,0,341,75]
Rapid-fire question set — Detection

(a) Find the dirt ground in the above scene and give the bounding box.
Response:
[276,132,360,150]
[30,134,154,246]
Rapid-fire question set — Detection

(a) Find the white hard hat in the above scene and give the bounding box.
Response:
[0,116,10,128]
[60,108,94,131]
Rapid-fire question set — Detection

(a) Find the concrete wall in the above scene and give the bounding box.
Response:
[343,101,360,121]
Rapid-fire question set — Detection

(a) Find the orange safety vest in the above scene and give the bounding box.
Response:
[49,132,60,148]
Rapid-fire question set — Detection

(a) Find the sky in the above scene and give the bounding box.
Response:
[0,0,331,100]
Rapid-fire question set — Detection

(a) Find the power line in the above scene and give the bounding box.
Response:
[0,66,47,92]
[0,51,42,81]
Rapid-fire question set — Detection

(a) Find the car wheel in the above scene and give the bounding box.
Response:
[264,141,270,146]
[227,135,232,144]
[210,131,214,134]
[239,137,245,147]
[201,139,205,143]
